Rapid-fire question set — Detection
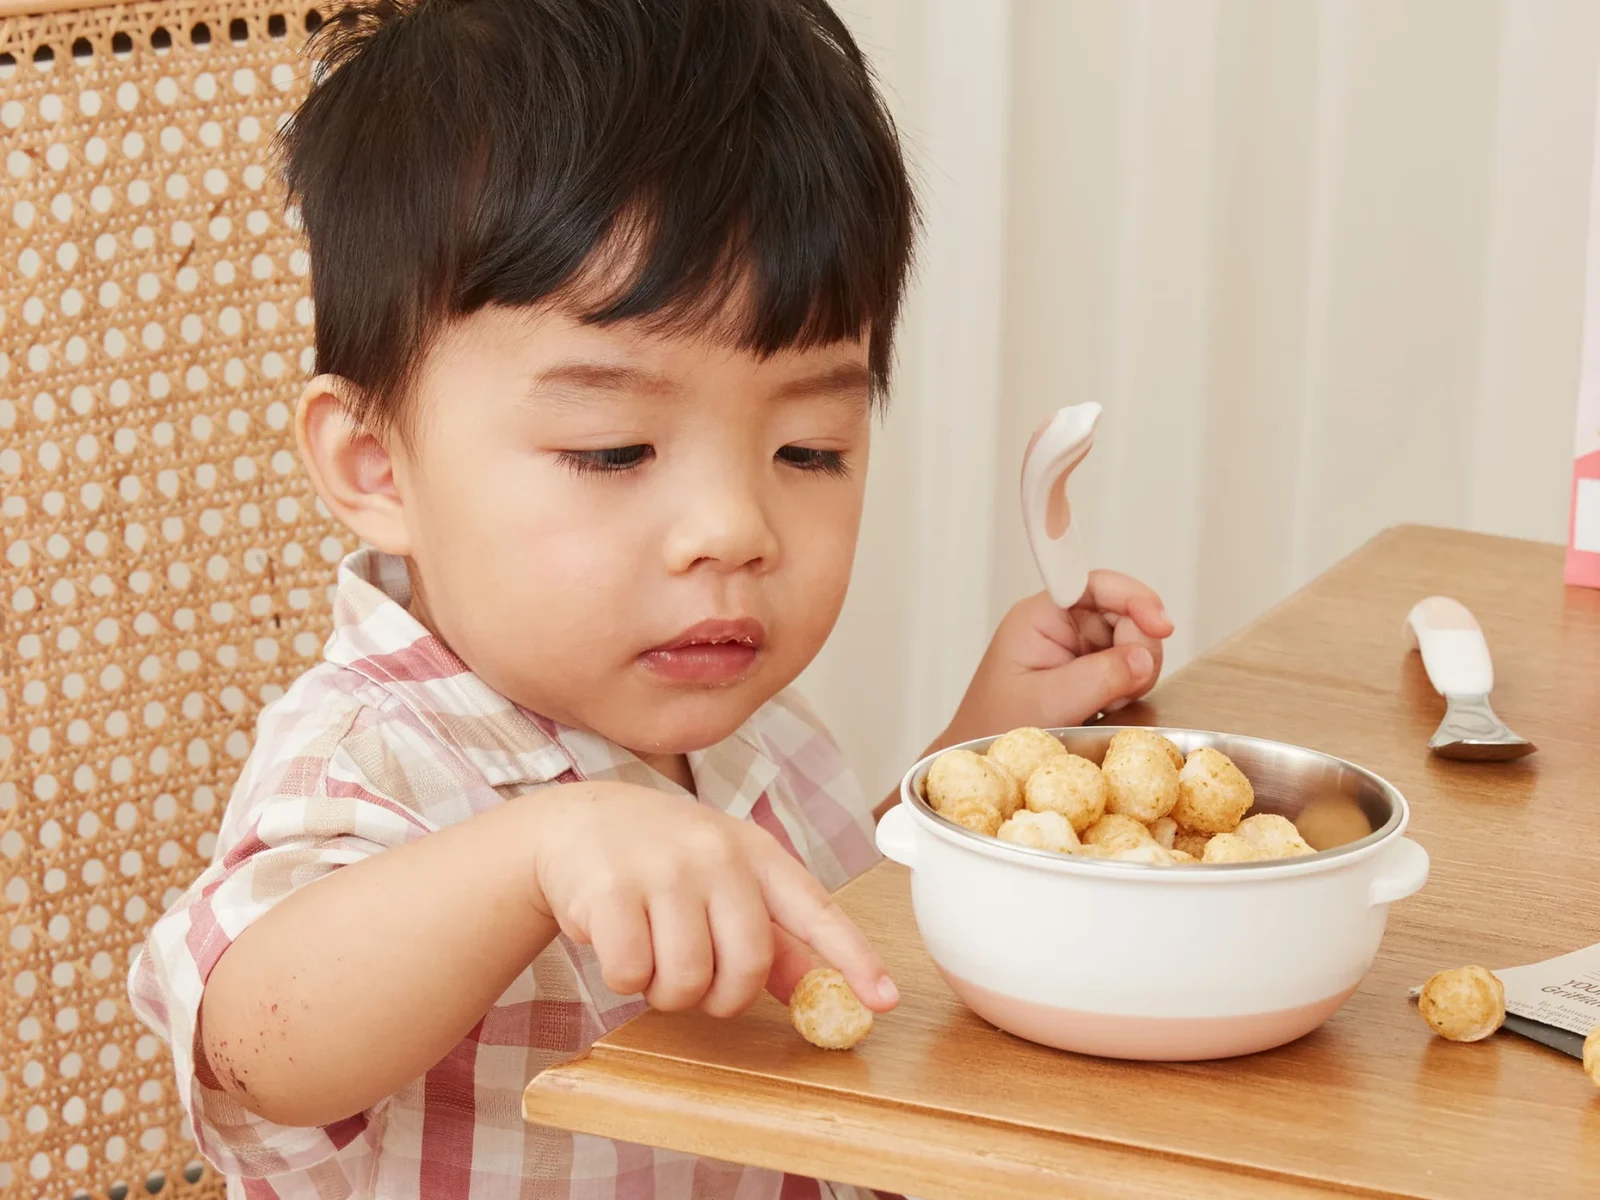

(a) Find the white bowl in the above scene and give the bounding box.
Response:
[876,728,1429,1061]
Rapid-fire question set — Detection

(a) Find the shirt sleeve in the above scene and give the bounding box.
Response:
[127,698,442,1179]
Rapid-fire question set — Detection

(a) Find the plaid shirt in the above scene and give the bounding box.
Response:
[129,550,894,1200]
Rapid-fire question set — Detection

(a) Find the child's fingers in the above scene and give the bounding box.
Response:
[746,837,898,1012]
[588,893,655,998]
[1040,644,1157,726]
[1080,571,1173,637]
[1123,594,1173,639]
[642,891,714,1011]
[699,875,775,1018]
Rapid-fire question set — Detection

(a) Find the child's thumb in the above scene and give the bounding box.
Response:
[1047,644,1156,725]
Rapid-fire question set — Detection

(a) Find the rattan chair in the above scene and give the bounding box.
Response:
[1,2,348,1195]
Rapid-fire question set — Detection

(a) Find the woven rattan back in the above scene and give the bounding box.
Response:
[1,3,347,1195]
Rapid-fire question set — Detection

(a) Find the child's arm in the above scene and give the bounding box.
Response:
[875,574,1172,821]
[201,780,894,1129]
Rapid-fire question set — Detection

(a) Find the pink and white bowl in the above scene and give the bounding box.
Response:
[876,727,1430,1061]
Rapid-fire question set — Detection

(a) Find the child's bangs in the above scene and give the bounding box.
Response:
[539,196,891,386]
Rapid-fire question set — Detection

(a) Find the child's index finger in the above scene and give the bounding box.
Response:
[751,846,898,1012]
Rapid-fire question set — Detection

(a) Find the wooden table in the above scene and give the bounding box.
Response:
[524,526,1600,1198]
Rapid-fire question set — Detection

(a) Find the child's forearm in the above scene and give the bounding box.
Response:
[200,786,569,1128]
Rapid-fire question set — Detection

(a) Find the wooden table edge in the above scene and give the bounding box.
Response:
[523,1048,1407,1200]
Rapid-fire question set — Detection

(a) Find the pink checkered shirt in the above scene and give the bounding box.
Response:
[129,550,895,1200]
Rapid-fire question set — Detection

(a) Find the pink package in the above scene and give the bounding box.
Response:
[1570,79,1600,589]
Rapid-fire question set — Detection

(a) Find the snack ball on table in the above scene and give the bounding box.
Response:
[927,748,1020,824]
[986,726,1067,788]
[997,809,1080,854]
[1081,813,1154,853]
[1174,748,1255,834]
[1023,753,1108,833]
[1417,966,1505,1043]
[1148,815,1179,849]
[1106,728,1185,770]
[790,968,874,1050]
[1102,740,1179,824]
[1201,832,1268,864]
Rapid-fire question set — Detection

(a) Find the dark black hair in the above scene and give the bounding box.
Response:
[277,0,918,431]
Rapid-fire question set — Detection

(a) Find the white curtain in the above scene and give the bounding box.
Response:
[800,0,1600,800]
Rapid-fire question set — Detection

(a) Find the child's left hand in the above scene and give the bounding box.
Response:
[942,571,1173,746]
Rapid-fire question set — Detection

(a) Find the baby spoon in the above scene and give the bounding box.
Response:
[1021,403,1102,609]
[1404,596,1535,761]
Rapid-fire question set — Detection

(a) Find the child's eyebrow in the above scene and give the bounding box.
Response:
[526,361,678,399]
[524,359,872,405]
[770,361,872,402]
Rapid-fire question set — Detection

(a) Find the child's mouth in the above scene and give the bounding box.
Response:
[641,619,766,684]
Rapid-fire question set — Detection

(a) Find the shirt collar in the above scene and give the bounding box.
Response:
[324,549,782,816]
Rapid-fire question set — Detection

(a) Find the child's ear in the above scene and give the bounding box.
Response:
[295,375,412,556]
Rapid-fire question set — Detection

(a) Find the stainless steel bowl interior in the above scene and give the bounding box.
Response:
[907,727,1404,864]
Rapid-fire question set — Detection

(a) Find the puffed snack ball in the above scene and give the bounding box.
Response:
[927,749,1020,823]
[1417,966,1505,1043]
[1200,832,1268,864]
[1174,748,1255,834]
[997,809,1080,854]
[1584,1025,1600,1088]
[1295,793,1375,852]
[942,795,1003,837]
[1023,753,1108,833]
[1234,813,1315,860]
[1102,740,1179,823]
[1106,728,1185,770]
[986,726,1068,787]
[1173,829,1213,859]
[1108,841,1179,866]
[790,968,874,1050]
[1148,816,1179,849]
[1081,813,1155,853]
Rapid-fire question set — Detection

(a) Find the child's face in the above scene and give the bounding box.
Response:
[378,305,870,755]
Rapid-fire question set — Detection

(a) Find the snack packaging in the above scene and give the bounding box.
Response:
[1569,75,1600,588]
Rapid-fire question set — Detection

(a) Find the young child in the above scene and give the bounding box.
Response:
[129,0,1172,1195]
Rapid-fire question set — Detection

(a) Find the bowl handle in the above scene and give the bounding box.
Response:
[1368,837,1430,908]
[875,802,918,870]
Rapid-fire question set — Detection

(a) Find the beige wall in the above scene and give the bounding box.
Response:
[802,0,1600,800]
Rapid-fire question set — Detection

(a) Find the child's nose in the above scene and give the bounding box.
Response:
[662,472,779,573]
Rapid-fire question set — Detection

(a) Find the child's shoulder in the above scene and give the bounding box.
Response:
[250,657,408,762]
[222,658,478,832]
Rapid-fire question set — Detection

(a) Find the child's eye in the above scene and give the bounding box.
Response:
[776,446,849,477]
[558,445,653,474]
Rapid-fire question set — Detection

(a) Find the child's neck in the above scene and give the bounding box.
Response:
[638,751,696,795]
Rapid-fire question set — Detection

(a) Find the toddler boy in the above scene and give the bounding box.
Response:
[130,0,1172,1195]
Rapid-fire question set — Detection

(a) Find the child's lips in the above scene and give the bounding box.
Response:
[641,618,765,684]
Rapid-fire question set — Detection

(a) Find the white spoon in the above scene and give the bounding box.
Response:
[1020,403,1101,609]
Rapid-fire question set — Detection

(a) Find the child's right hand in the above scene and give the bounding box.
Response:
[526,783,899,1018]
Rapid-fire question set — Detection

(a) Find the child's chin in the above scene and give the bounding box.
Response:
[622,692,766,756]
